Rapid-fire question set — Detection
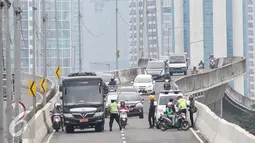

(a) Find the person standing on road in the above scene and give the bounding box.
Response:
[148,95,156,128]
[177,96,188,116]
[109,99,121,131]
[188,96,197,128]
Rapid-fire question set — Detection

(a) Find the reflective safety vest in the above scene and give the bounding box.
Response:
[109,102,118,114]
[177,98,187,109]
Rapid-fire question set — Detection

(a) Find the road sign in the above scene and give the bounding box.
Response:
[28,81,36,96]
[55,67,61,78]
[40,78,47,92]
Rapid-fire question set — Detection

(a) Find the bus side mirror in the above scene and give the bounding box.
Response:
[59,84,63,92]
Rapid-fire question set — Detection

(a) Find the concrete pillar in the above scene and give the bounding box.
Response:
[213,0,227,57]
[232,0,244,95]
[174,0,184,53]
[189,0,204,67]
[156,0,163,56]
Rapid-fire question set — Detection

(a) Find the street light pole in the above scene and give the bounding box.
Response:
[42,0,47,105]
[13,0,22,142]
[78,0,82,72]
[115,0,119,70]
[4,0,12,142]
[0,1,4,143]
[55,0,60,85]
[72,46,76,72]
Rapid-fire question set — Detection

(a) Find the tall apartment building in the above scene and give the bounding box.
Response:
[128,0,159,67]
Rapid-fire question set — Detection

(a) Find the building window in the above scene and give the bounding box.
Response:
[62,2,69,10]
[248,0,253,5]
[248,30,254,36]
[249,61,254,66]
[248,22,253,28]
[248,15,253,20]
[248,7,253,12]
[249,46,254,51]
[248,38,254,43]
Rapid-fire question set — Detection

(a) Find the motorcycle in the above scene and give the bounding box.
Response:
[157,113,190,131]
[163,79,171,90]
[209,59,216,69]
[50,111,63,132]
[119,109,128,129]
[198,64,204,69]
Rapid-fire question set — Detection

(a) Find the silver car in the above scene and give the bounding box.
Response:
[117,86,138,93]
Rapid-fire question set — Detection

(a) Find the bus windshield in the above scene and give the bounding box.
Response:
[63,80,103,105]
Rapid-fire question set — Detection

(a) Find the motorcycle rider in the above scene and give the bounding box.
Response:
[119,101,128,110]
[209,54,215,60]
[109,99,121,131]
[108,78,117,85]
[51,103,64,131]
[164,79,171,90]
[165,102,175,126]
[198,60,204,69]
[191,66,199,74]
[177,96,188,116]
[148,95,156,128]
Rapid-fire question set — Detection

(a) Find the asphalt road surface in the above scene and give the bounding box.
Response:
[43,73,201,143]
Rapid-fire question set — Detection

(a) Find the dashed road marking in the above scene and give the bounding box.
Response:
[120,129,126,143]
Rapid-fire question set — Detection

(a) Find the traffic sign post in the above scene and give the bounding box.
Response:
[28,81,36,96]
[55,67,60,79]
[40,78,47,92]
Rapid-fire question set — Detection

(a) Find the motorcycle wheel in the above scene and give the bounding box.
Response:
[180,120,190,131]
[159,122,167,131]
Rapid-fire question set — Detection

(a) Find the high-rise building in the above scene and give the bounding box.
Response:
[39,0,83,82]
[129,0,159,67]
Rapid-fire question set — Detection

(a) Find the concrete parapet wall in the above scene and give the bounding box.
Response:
[225,84,255,111]
[173,56,246,96]
[194,101,255,143]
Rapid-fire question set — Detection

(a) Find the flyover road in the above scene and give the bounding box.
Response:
[4,88,43,113]
[43,72,201,143]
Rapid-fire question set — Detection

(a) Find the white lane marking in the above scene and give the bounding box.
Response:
[45,130,55,143]
[190,128,204,143]
[120,129,127,143]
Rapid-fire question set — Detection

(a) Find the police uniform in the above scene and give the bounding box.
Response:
[109,101,121,131]
[177,98,188,116]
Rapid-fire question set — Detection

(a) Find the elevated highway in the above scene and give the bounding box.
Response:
[21,56,255,143]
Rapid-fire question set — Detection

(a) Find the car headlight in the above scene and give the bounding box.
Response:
[94,112,104,117]
[63,113,73,118]
[136,103,143,107]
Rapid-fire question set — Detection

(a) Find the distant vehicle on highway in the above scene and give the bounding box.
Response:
[169,54,188,76]
[98,73,116,85]
[145,60,167,81]
[117,86,138,93]
[132,74,155,94]
[59,75,106,133]
[117,92,144,119]
[104,92,118,118]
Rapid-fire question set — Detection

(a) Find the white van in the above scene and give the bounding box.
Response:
[169,54,188,75]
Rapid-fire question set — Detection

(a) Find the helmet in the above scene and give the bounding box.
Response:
[189,96,194,101]
[111,99,116,103]
[54,103,61,108]
[169,98,173,102]
[177,95,182,100]
[148,95,155,100]
[167,102,173,107]
[120,101,125,106]
[111,78,114,81]
[193,66,196,69]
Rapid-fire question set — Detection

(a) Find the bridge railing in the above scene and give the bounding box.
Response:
[173,56,255,142]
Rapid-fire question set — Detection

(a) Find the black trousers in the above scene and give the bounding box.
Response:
[109,113,120,129]
[148,112,155,127]
[189,110,194,127]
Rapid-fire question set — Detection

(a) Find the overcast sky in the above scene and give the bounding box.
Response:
[82,1,129,71]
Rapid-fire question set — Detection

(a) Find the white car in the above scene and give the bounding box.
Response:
[154,90,185,121]
[132,74,155,94]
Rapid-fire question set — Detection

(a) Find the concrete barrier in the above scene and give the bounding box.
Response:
[194,102,255,143]
[21,67,143,142]
[225,84,255,111]
[173,56,246,96]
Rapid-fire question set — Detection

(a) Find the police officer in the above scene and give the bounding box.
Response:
[148,95,156,128]
[177,95,188,116]
[188,96,197,127]
[109,99,121,131]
